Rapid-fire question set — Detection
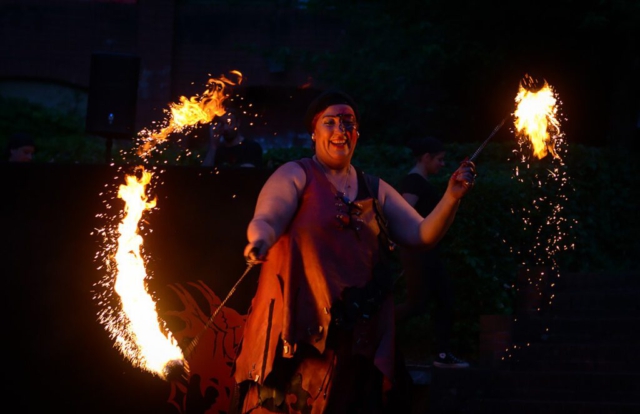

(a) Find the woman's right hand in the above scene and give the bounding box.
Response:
[448,159,477,199]
[244,240,267,265]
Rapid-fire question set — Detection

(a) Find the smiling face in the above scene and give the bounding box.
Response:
[312,104,359,169]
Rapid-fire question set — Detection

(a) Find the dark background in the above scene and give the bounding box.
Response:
[2,1,639,412]
[5,162,268,413]
[0,0,637,155]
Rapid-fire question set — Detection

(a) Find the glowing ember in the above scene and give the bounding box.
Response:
[136,70,243,157]
[514,74,561,160]
[96,166,185,380]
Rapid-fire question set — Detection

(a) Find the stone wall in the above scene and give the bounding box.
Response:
[0,1,341,140]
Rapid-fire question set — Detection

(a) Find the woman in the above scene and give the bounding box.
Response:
[231,90,476,413]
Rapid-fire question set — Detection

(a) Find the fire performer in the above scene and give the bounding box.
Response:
[230,90,477,413]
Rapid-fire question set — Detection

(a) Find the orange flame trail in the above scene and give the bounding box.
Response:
[514,74,561,160]
[136,70,242,157]
[96,167,185,380]
[95,71,243,381]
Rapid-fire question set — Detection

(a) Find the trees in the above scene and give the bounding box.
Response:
[301,0,639,147]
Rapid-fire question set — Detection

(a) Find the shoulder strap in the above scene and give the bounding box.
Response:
[365,173,379,200]
[357,168,395,252]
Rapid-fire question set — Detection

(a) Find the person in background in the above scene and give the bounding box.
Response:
[202,108,263,168]
[7,132,35,162]
[230,90,476,413]
[395,136,470,369]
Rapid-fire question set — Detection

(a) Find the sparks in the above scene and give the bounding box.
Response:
[503,75,578,365]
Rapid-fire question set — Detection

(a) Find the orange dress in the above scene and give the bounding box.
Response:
[232,158,396,414]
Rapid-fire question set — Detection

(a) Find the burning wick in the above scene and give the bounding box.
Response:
[514,74,561,160]
[163,359,189,383]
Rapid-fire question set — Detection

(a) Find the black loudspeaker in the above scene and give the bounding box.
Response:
[86,53,140,138]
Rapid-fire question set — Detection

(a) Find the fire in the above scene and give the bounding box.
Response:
[136,70,243,157]
[94,71,242,381]
[514,74,561,160]
[94,70,242,382]
[103,166,185,379]
[503,74,576,364]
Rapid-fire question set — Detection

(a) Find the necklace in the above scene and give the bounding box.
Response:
[314,156,352,197]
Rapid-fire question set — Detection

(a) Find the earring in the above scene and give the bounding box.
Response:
[311,133,315,141]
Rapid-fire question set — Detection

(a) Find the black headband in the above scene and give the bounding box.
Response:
[303,89,360,134]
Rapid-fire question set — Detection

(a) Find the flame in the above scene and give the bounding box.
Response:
[110,166,184,379]
[136,70,243,157]
[500,74,575,365]
[514,74,561,160]
[96,71,244,382]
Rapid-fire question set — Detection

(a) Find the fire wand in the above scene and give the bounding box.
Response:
[468,116,508,162]
[164,261,256,382]
[184,261,255,357]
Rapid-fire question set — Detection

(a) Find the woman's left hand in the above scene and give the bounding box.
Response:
[448,158,477,199]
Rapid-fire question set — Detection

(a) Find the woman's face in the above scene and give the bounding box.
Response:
[312,104,358,168]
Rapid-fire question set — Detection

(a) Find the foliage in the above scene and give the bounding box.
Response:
[299,0,640,147]
[263,146,314,169]
[0,97,105,164]
[559,144,639,272]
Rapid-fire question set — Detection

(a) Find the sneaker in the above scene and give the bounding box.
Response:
[433,352,470,369]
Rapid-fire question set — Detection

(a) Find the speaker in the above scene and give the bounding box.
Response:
[86,53,140,138]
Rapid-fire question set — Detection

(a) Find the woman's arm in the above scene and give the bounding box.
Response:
[244,161,306,262]
[402,192,419,207]
[382,161,475,248]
